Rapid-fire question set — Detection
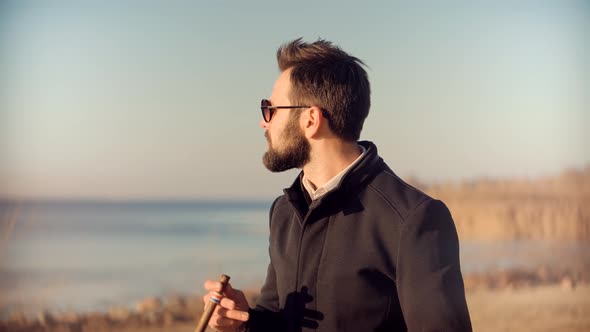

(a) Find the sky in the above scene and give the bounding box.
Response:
[0,1,588,200]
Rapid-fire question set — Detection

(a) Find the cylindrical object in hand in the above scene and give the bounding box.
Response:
[194,274,230,332]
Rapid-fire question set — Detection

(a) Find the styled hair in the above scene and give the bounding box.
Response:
[277,38,371,141]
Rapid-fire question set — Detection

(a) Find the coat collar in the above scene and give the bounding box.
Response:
[283,140,384,216]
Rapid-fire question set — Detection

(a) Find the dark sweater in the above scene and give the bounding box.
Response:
[248,141,472,332]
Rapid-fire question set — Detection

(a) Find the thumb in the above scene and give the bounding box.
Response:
[223,281,237,297]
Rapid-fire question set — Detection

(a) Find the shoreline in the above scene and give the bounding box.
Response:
[2,265,589,332]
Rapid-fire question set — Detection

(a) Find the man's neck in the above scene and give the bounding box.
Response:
[302,139,362,190]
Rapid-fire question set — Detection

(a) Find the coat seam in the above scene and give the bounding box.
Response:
[380,168,431,199]
[396,197,433,266]
[367,184,404,221]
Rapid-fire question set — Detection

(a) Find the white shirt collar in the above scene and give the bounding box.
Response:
[302,145,367,201]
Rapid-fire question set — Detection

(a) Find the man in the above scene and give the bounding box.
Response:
[203,38,472,332]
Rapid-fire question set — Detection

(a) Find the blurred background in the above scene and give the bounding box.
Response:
[1,1,589,331]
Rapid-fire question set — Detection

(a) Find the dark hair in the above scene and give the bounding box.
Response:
[277,38,371,141]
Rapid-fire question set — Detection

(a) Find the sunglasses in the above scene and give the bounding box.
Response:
[260,99,310,123]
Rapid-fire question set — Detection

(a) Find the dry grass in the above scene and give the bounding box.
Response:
[467,283,590,332]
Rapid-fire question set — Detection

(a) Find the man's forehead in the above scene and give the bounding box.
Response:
[271,69,292,103]
[276,69,292,88]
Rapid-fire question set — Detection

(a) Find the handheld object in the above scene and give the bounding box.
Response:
[194,274,230,332]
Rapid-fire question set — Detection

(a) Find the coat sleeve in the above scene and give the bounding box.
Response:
[396,199,473,332]
[246,197,284,332]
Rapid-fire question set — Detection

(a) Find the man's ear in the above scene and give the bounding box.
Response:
[302,106,324,138]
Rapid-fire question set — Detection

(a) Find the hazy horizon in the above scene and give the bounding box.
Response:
[1,1,588,200]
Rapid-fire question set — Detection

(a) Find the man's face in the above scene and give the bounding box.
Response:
[261,69,311,172]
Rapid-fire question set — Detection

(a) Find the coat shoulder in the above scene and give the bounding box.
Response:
[367,167,434,222]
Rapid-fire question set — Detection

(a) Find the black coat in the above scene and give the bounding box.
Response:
[248,141,472,332]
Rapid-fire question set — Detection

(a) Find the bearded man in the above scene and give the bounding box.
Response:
[203,38,472,332]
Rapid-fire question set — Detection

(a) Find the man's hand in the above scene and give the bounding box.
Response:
[203,280,250,332]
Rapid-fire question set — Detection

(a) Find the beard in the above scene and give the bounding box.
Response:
[262,117,310,172]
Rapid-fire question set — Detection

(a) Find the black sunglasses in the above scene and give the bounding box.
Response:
[260,99,310,123]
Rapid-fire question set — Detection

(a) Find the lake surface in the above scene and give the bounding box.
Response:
[0,200,588,316]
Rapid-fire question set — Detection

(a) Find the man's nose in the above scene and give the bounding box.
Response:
[260,118,269,129]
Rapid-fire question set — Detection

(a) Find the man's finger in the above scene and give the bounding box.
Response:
[204,280,237,297]
[217,307,250,322]
[219,297,236,309]
[210,314,234,327]
[203,280,224,292]
[202,290,234,308]
[222,281,240,298]
[203,280,240,300]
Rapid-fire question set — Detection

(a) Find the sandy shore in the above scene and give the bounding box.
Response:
[3,280,589,332]
[468,283,590,332]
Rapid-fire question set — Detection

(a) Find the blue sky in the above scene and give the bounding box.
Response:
[1,1,588,200]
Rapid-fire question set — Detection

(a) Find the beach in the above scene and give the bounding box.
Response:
[468,283,590,332]
[2,273,590,332]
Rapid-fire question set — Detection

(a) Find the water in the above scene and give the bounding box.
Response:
[0,200,272,316]
[0,200,588,316]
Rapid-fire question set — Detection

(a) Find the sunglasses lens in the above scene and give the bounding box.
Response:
[261,99,272,122]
